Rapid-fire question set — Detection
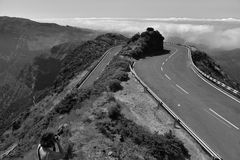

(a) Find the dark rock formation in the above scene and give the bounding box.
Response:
[122,28,165,59]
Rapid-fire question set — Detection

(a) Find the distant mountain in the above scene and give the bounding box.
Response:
[0,32,127,139]
[0,16,99,81]
[210,48,240,84]
[0,16,101,134]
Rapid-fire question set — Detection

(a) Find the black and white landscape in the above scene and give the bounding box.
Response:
[0,1,240,160]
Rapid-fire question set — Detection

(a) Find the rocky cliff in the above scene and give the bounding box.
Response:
[121,27,165,59]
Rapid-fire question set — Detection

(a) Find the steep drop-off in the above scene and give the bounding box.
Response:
[191,48,240,93]
[0,16,101,135]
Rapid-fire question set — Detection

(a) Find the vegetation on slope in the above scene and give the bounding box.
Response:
[191,49,240,93]
[1,29,189,160]
[121,27,167,59]
[0,33,126,136]
[53,33,128,93]
[211,48,240,84]
[0,16,101,135]
[54,53,189,160]
[0,33,128,158]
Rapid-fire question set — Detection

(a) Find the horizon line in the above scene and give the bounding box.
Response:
[35,17,240,22]
[1,15,240,22]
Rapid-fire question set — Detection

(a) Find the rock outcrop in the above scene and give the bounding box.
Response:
[121,27,165,59]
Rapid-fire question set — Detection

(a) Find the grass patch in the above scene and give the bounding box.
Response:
[97,100,190,160]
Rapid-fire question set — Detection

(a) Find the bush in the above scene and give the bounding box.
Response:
[112,70,129,82]
[55,93,78,114]
[12,120,21,131]
[11,110,30,131]
[129,33,140,43]
[108,104,121,120]
[91,55,130,94]
[108,79,123,92]
[77,87,92,102]
[97,113,190,160]
[110,59,131,72]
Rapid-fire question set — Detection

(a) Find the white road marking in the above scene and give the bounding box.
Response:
[209,108,239,130]
[177,104,181,107]
[165,58,168,62]
[161,67,163,71]
[162,62,165,65]
[176,84,189,94]
[172,85,185,95]
[191,67,240,104]
[165,74,171,80]
[204,109,232,128]
[170,48,178,58]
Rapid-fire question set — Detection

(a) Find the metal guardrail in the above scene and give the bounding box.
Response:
[0,143,18,159]
[130,62,222,160]
[184,45,239,98]
[77,46,118,89]
[0,46,120,160]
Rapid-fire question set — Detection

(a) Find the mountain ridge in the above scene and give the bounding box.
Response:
[0,16,101,137]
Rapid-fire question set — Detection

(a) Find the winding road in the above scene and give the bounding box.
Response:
[134,44,240,160]
[0,46,122,159]
[79,46,122,88]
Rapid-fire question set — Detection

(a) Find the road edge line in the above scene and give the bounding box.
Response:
[130,62,222,160]
[185,46,240,104]
[78,46,121,88]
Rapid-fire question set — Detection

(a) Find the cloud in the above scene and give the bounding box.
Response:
[37,18,240,50]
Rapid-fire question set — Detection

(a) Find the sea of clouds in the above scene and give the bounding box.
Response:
[37,18,240,50]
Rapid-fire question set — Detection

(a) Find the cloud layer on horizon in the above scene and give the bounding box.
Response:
[37,18,240,50]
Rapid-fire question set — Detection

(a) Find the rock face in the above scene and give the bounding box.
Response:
[141,27,164,51]
[121,27,165,59]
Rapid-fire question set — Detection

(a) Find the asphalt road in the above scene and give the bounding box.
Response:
[0,46,122,159]
[79,46,122,88]
[134,44,240,160]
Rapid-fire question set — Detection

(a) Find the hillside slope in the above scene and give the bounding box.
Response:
[191,48,240,94]
[0,16,99,80]
[0,33,126,136]
[210,48,240,84]
[0,17,102,135]
[0,29,198,160]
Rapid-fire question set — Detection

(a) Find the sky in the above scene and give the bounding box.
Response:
[0,0,240,19]
[1,0,240,50]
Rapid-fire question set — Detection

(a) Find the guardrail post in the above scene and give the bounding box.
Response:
[130,56,223,160]
[174,119,181,129]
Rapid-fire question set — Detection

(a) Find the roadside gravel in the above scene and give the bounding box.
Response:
[114,72,211,160]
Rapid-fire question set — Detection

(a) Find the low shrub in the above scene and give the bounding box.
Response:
[77,87,93,102]
[108,104,121,120]
[55,93,78,114]
[97,113,190,160]
[108,79,123,92]
[12,120,21,131]
[12,110,30,131]
[92,55,131,94]
[112,70,129,81]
